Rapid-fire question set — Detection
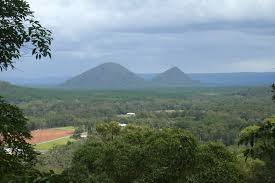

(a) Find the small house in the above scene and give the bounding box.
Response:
[126,113,136,117]
[80,132,88,138]
[119,123,127,127]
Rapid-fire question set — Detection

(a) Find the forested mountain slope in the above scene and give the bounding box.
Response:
[152,67,199,86]
[61,62,146,89]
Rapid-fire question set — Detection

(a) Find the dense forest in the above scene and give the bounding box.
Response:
[1,81,274,146]
[1,80,275,182]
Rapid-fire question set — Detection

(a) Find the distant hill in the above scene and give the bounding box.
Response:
[0,80,12,88]
[0,80,29,99]
[16,62,272,89]
[61,63,146,89]
[3,65,274,89]
[138,72,275,86]
[61,64,201,89]
[151,67,199,86]
[189,72,275,86]
[0,81,18,93]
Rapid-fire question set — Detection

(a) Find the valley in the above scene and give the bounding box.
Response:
[1,80,274,146]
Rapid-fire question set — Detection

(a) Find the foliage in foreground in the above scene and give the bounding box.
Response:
[0,96,36,178]
[272,84,275,101]
[0,96,61,182]
[0,0,52,71]
[61,124,244,183]
[238,116,275,183]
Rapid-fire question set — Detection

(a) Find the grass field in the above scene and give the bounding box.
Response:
[35,136,75,151]
[54,126,75,131]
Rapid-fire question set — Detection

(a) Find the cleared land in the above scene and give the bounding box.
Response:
[29,127,75,144]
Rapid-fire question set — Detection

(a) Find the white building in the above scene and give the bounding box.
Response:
[80,132,88,138]
[119,123,127,127]
[126,113,136,117]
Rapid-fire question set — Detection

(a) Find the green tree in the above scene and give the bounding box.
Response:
[0,0,52,71]
[188,143,243,183]
[66,125,243,183]
[96,121,121,141]
[0,1,53,181]
[238,116,275,182]
[70,127,197,183]
[0,96,36,179]
[272,84,275,101]
[238,117,275,161]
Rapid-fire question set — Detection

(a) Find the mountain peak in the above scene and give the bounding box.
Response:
[152,67,199,86]
[166,67,183,73]
[61,62,145,89]
[99,62,122,67]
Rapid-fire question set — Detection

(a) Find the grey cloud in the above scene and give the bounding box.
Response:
[1,0,275,80]
[29,0,275,35]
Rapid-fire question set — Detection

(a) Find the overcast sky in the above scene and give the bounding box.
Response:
[2,0,275,78]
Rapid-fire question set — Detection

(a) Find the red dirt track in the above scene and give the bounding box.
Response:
[29,129,74,144]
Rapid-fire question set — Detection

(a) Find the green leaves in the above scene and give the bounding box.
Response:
[96,122,121,141]
[272,84,275,102]
[0,96,37,180]
[238,117,275,161]
[238,125,260,147]
[238,117,275,183]
[188,143,242,183]
[68,126,242,183]
[0,0,53,71]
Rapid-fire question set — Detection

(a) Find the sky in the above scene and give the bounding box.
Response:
[1,0,275,79]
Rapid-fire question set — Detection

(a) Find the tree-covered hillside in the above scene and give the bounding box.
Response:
[61,62,146,89]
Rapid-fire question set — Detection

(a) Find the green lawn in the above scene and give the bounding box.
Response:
[35,136,75,151]
[53,126,75,131]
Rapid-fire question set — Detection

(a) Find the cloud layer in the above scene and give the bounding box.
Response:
[1,0,275,79]
[30,0,275,34]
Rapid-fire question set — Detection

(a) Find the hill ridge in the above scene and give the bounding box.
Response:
[152,66,199,86]
[61,63,200,89]
[61,62,146,89]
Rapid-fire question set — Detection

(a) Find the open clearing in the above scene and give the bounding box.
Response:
[29,127,75,144]
[54,126,76,131]
[34,136,75,151]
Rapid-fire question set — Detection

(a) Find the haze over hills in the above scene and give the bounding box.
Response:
[0,81,15,92]
[0,80,29,97]
[2,63,275,88]
[61,63,199,89]
[139,72,275,86]
[61,62,146,89]
[189,72,275,86]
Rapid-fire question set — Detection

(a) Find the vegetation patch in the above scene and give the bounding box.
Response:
[54,126,75,131]
[35,136,75,151]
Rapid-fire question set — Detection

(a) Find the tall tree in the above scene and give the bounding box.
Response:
[0,96,36,179]
[0,0,53,181]
[0,0,52,71]
[272,84,275,101]
[238,116,275,183]
[65,125,243,183]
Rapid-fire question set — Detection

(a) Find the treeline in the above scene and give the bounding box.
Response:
[1,86,272,146]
